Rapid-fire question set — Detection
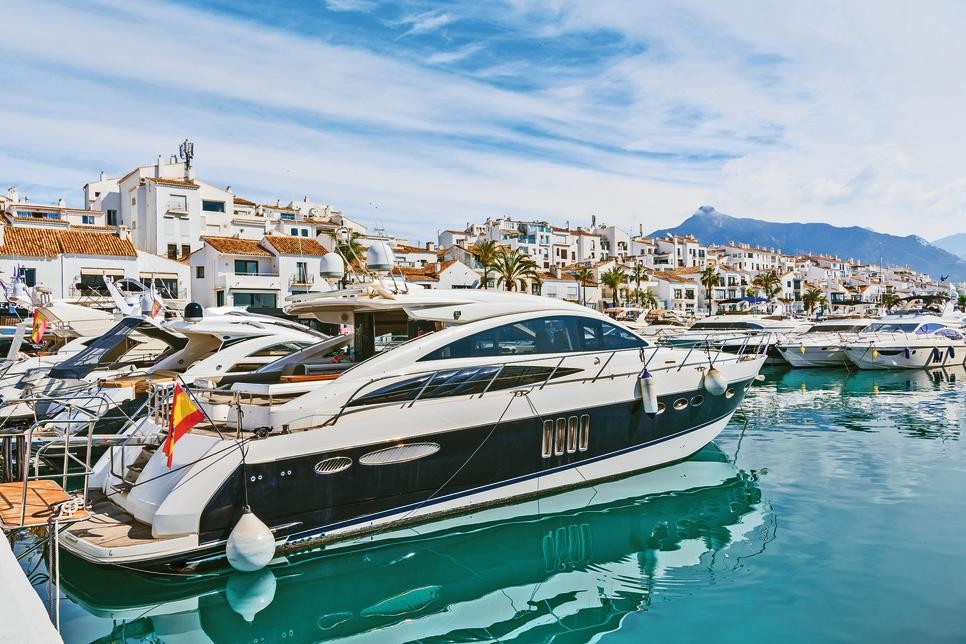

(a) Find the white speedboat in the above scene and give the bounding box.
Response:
[843,314,966,370]
[63,287,767,570]
[775,318,876,367]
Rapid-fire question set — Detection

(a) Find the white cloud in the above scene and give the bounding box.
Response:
[2,0,966,241]
[324,0,378,12]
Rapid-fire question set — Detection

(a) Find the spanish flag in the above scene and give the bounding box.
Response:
[164,383,205,468]
[149,298,163,319]
[30,310,48,344]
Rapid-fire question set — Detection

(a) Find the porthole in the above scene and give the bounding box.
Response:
[673,398,689,410]
[656,402,666,415]
[555,418,566,455]
[542,420,553,458]
[359,443,440,466]
[567,416,578,453]
[578,415,590,452]
[315,456,352,474]
[690,395,704,407]
[725,388,736,399]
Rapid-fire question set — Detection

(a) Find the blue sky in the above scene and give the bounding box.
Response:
[3,0,966,241]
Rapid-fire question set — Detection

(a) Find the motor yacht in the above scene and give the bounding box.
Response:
[660,308,809,364]
[843,314,966,370]
[775,318,877,367]
[62,284,767,571]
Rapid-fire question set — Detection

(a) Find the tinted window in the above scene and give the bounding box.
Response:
[420,315,645,361]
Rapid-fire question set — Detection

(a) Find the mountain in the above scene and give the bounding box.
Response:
[650,206,966,280]
[933,233,966,260]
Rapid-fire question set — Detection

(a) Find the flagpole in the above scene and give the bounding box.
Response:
[174,375,225,440]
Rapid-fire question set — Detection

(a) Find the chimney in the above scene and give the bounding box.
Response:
[170,155,177,164]
[425,241,436,252]
[303,195,308,202]
[117,225,129,240]
[639,223,643,236]
[99,171,105,181]
[57,198,66,208]
[156,154,163,178]
[591,214,597,227]
[6,186,17,203]
[551,264,561,279]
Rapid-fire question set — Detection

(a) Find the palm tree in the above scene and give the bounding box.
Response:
[326,231,366,268]
[470,239,501,289]
[490,248,539,292]
[571,266,595,306]
[628,264,649,305]
[600,267,625,307]
[699,266,719,315]
[638,288,658,310]
[751,270,783,301]
[958,294,966,311]
[802,287,824,314]
[881,291,902,311]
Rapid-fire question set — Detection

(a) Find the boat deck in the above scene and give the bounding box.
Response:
[65,494,173,549]
[0,479,88,528]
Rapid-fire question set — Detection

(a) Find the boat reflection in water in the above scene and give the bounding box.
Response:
[769,364,965,396]
[60,444,770,643]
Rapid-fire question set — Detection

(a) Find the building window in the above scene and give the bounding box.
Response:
[290,228,299,236]
[22,268,36,288]
[234,259,258,275]
[106,209,118,226]
[279,213,295,221]
[301,229,309,237]
[296,261,308,284]
[181,244,190,258]
[233,292,277,308]
[167,244,177,260]
[196,266,205,279]
[81,215,94,225]
[216,290,225,306]
[202,200,225,213]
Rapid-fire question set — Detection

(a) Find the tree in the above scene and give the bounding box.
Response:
[326,230,366,268]
[638,288,658,310]
[628,264,649,305]
[881,291,902,311]
[751,270,782,301]
[958,294,966,311]
[490,248,539,292]
[470,239,501,289]
[600,267,626,307]
[699,266,719,315]
[802,287,824,314]
[571,266,595,306]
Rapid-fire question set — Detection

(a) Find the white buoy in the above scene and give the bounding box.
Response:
[226,507,276,572]
[226,569,277,623]
[639,368,659,415]
[704,367,728,396]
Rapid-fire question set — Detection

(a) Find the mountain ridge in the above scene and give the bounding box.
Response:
[649,207,966,280]
[933,233,966,260]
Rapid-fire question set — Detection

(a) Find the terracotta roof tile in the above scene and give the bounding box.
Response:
[202,235,272,256]
[232,197,256,206]
[0,227,136,258]
[143,177,199,189]
[261,236,327,256]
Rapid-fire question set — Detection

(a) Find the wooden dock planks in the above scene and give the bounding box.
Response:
[0,480,88,528]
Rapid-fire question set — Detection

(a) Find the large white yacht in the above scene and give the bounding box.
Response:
[775,318,876,367]
[661,308,809,364]
[843,315,966,369]
[61,283,767,570]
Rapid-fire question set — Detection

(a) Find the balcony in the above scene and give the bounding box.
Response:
[217,271,281,291]
[166,200,189,215]
[289,274,315,287]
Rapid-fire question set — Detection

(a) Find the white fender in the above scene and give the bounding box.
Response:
[704,367,728,396]
[639,368,658,415]
[226,507,276,572]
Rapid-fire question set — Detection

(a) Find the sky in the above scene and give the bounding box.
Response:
[3,0,966,242]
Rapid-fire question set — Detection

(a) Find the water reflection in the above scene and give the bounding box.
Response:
[56,444,770,643]
[743,366,965,440]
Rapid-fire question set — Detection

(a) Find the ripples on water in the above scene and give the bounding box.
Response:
[13,366,966,643]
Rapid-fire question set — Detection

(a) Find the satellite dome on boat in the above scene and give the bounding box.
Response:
[366,242,395,273]
[320,253,346,280]
[184,302,204,322]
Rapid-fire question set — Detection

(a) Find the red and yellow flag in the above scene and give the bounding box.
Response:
[164,383,204,468]
[30,310,48,344]
[150,298,162,319]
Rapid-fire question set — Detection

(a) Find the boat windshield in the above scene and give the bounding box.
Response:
[806,324,869,333]
[865,323,922,333]
[689,321,764,331]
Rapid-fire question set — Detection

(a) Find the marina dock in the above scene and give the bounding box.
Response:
[0,535,61,642]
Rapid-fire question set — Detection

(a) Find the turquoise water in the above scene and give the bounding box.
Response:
[13,366,966,643]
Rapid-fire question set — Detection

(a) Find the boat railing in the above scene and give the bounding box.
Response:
[324,338,769,426]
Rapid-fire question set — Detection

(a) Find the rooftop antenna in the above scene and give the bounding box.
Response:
[178,138,195,179]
